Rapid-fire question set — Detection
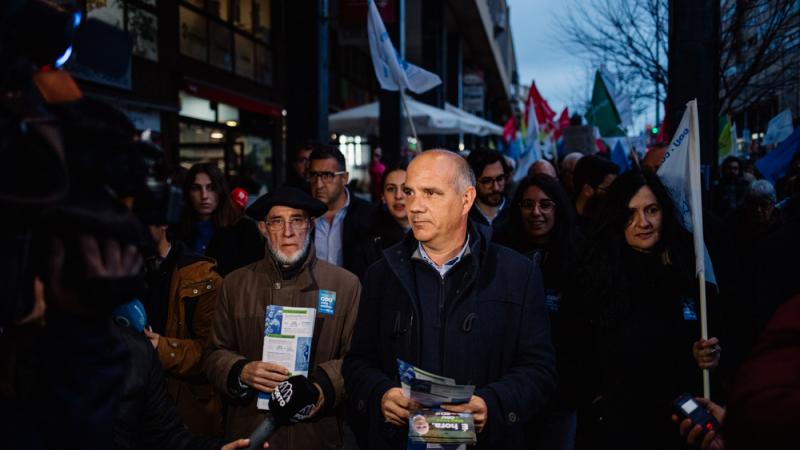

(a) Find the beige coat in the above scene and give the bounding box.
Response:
[205,248,360,449]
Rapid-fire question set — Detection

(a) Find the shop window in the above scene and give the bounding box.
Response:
[180,6,208,61]
[254,44,272,86]
[179,91,216,122]
[209,22,233,71]
[237,135,273,192]
[235,33,255,79]
[87,0,124,29]
[217,103,240,125]
[87,1,159,61]
[128,5,158,61]
[253,0,271,43]
[179,122,226,169]
[180,0,271,84]
[233,0,253,33]
[338,135,370,182]
[207,0,230,21]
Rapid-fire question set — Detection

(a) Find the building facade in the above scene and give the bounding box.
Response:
[69,0,517,191]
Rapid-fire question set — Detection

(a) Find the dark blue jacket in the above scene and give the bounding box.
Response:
[343,221,557,449]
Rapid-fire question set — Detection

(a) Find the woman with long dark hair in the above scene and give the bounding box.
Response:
[496,173,578,275]
[351,164,410,280]
[495,174,580,450]
[561,170,721,450]
[175,162,263,276]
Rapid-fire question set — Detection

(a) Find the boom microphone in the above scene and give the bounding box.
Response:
[245,375,320,450]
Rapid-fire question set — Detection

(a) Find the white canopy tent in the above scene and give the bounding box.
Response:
[329,98,502,136]
[444,103,503,136]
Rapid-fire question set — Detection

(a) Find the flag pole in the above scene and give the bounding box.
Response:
[399,89,419,148]
[689,100,711,399]
[699,271,710,399]
[629,145,641,169]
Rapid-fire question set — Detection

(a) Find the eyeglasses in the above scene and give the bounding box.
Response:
[519,199,556,213]
[265,217,309,231]
[477,174,508,187]
[307,171,347,183]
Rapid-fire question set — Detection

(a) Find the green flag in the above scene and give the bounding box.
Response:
[585,71,625,137]
[718,115,733,163]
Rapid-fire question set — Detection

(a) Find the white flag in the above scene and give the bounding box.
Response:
[762,109,794,146]
[657,100,716,285]
[367,0,441,94]
[513,104,540,183]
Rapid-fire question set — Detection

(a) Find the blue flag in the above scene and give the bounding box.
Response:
[507,133,522,161]
[611,141,630,172]
[755,126,800,183]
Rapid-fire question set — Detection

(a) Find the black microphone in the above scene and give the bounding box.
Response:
[245,375,320,450]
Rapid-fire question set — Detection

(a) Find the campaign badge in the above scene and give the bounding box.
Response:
[318,289,336,315]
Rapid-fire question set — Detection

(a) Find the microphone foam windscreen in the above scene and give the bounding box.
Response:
[270,375,320,424]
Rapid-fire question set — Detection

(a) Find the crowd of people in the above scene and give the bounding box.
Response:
[4,93,799,450]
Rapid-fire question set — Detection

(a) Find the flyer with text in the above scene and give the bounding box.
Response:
[257,305,316,410]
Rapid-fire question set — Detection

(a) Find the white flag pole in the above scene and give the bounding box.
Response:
[688,100,711,399]
[699,272,710,398]
[399,89,419,146]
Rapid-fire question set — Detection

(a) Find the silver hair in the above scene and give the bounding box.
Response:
[420,149,476,193]
[266,228,312,266]
[748,179,776,203]
[457,164,477,192]
[561,152,584,170]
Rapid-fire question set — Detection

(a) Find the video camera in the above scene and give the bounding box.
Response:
[0,0,180,327]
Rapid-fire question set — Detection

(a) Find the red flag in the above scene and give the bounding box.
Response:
[502,117,517,145]
[554,107,570,140]
[525,82,556,133]
[595,138,608,154]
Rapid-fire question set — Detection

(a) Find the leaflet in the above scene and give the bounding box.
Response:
[408,409,477,448]
[257,305,316,410]
[398,359,475,407]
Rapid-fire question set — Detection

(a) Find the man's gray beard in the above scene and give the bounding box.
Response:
[267,231,311,266]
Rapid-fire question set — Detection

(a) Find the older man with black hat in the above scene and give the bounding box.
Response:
[204,187,361,450]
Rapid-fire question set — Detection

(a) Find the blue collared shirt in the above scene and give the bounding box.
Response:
[413,236,470,278]
[475,197,507,225]
[314,189,351,266]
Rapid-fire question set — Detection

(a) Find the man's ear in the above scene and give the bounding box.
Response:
[342,171,350,185]
[463,186,476,214]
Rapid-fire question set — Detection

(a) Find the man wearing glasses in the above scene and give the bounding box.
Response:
[307,146,375,272]
[466,149,513,229]
[205,187,361,450]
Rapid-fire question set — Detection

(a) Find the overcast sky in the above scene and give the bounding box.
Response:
[507,0,656,131]
[507,0,588,116]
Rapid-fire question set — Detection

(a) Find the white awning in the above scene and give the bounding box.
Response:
[330,98,499,136]
[444,103,503,136]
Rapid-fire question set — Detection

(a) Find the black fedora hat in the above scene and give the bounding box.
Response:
[246,187,327,221]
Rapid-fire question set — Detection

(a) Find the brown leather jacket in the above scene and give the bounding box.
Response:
[155,250,223,436]
[204,247,361,449]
